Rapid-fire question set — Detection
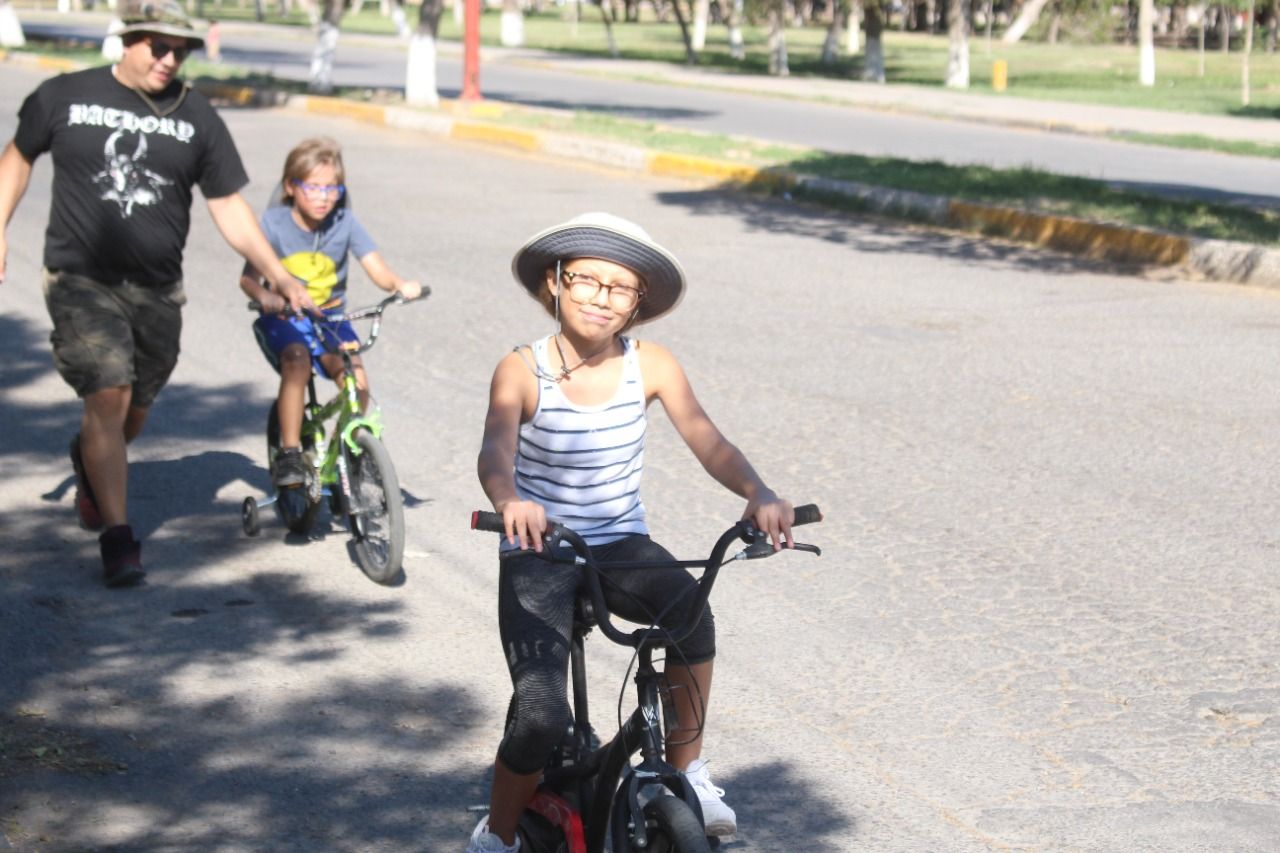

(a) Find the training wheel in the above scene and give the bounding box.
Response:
[241,497,261,537]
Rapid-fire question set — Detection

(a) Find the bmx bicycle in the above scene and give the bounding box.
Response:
[471,504,823,852]
[241,291,426,585]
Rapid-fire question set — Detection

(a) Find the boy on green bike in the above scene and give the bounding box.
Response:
[470,212,796,852]
[238,137,421,490]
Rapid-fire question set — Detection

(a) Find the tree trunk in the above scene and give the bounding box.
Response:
[1242,5,1254,104]
[768,2,789,74]
[390,0,410,37]
[501,0,524,46]
[669,0,698,63]
[692,0,709,50]
[946,0,969,88]
[727,0,745,59]
[309,0,344,94]
[1138,0,1155,85]
[600,0,620,57]
[1002,0,1050,43]
[863,1,885,81]
[1221,3,1230,51]
[1198,3,1206,74]
[1269,0,1278,53]
[822,3,844,63]
[407,0,444,106]
[847,0,862,55]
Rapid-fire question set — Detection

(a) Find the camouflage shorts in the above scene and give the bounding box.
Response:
[41,269,186,408]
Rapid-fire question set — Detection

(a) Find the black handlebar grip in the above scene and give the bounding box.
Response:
[471,510,505,533]
[793,504,823,526]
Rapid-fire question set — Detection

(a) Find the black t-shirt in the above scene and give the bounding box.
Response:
[15,65,249,285]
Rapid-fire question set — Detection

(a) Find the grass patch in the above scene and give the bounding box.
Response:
[1115,131,1280,160]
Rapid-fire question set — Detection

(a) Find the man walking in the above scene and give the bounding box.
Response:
[0,0,314,587]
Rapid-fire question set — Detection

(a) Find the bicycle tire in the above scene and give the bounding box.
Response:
[612,793,711,853]
[347,429,405,584]
[641,796,713,853]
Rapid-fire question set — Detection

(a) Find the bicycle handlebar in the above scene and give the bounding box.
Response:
[470,504,823,649]
[246,289,430,356]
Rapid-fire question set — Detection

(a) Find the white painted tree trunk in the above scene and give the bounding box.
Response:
[821,10,842,64]
[405,32,440,106]
[500,0,524,46]
[309,21,340,94]
[863,5,884,82]
[692,0,709,50]
[1242,6,1254,105]
[102,16,124,61]
[1138,0,1155,85]
[0,1,25,48]
[846,2,861,55]
[1002,0,1050,43]
[768,7,789,75]
[391,3,410,37]
[946,0,969,88]
[453,0,464,27]
[728,0,745,59]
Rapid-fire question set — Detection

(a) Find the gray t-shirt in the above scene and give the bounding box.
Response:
[260,204,376,309]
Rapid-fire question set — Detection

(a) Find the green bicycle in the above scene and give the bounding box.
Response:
[240,291,425,585]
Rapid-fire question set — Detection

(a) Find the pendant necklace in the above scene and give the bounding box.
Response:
[553,334,612,382]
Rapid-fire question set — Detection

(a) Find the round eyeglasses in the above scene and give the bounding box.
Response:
[561,270,644,312]
[291,180,346,200]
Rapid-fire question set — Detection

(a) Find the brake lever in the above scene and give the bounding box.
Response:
[733,540,821,561]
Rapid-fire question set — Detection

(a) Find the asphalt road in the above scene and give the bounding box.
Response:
[15,10,1280,212]
[1,60,1278,851]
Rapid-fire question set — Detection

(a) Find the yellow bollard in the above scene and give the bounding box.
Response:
[992,59,1008,93]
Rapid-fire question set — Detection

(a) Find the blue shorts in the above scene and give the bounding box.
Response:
[253,312,358,376]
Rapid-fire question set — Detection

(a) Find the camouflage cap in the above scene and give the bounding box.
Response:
[118,0,205,47]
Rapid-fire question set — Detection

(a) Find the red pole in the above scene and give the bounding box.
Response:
[461,0,482,101]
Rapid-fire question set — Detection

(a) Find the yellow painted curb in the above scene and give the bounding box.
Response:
[648,152,792,190]
[205,83,259,107]
[451,121,540,152]
[948,201,1190,266]
[35,55,81,73]
[304,97,388,126]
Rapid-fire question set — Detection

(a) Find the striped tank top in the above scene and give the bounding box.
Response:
[512,335,648,546]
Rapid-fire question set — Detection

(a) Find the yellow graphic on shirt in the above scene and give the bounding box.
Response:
[281,251,339,304]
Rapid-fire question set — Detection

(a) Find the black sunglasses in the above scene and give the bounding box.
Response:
[147,39,192,62]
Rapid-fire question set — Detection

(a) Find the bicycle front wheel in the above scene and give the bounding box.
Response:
[614,795,712,853]
[347,429,405,584]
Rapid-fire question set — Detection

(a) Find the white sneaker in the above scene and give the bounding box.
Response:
[465,815,521,853]
[685,758,737,837]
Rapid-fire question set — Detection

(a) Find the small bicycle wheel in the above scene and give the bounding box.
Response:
[347,430,405,584]
[614,794,711,853]
[241,497,260,537]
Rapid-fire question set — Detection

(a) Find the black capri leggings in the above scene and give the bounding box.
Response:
[496,534,716,775]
